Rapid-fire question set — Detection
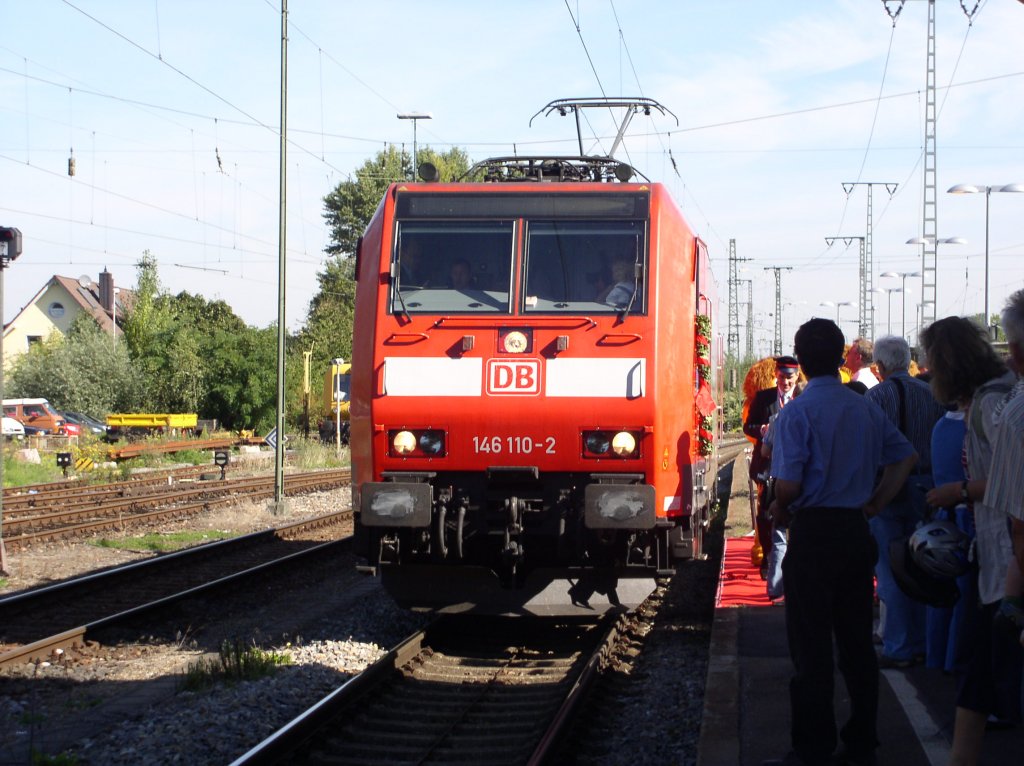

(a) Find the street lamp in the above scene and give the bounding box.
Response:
[905,235,966,322]
[871,286,902,335]
[819,300,853,325]
[397,112,432,181]
[947,183,1024,334]
[880,271,919,340]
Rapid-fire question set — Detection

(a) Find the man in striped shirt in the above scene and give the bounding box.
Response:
[865,335,946,667]
[985,288,1024,645]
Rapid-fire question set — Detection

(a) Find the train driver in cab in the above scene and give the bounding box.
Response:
[398,238,428,288]
[448,258,473,290]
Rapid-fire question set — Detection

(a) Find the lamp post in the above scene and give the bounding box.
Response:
[819,300,853,326]
[397,112,432,181]
[905,235,966,325]
[947,183,1024,334]
[871,286,902,335]
[880,271,919,340]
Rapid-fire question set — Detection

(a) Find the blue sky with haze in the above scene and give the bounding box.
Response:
[2,0,1022,353]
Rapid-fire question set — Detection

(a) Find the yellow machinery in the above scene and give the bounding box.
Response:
[319,358,351,446]
[106,413,198,430]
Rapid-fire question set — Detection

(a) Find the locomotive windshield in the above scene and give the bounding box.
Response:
[394,221,515,313]
[391,210,646,316]
[523,220,644,313]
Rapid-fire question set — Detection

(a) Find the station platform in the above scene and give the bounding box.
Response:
[697,457,1023,766]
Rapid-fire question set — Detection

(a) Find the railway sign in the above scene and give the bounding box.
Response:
[264,428,288,450]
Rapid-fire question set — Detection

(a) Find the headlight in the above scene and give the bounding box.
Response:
[393,430,417,455]
[418,430,444,455]
[584,431,611,455]
[611,431,637,456]
[582,428,641,459]
[389,428,446,458]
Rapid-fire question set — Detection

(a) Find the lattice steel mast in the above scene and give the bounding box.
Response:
[764,266,792,356]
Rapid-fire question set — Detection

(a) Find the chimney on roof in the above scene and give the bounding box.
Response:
[99,269,114,314]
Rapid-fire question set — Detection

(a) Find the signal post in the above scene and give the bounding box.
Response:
[0,226,23,574]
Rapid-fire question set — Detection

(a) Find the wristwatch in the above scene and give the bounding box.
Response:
[959,480,970,502]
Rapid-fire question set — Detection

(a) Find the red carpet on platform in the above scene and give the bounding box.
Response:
[716,534,773,607]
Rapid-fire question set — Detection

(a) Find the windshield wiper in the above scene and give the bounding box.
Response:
[390,262,412,322]
[617,262,641,322]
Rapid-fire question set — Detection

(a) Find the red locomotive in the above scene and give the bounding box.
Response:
[351,99,721,615]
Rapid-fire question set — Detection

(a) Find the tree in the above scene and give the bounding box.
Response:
[6,314,146,415]
[321,145,472,259]
[322,145,406,259]
[203,324,279,431]
[307,144,473,417]
[167,291,247,336]
[417,146,472,183]
[119,251,175,363]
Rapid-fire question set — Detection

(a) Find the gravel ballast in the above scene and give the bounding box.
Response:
[2,462,738,765]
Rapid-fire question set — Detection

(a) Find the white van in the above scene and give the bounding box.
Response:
[2,416,25,437]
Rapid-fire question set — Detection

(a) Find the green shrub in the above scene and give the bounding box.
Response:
[181,638,292,692]
[721,389,746,433]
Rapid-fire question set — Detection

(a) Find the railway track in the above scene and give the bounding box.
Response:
[230,613,621,766]
[0,510,353,669]
[1,462,214,505]
[1,468,352,550]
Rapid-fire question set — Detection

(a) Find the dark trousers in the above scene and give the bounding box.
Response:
[783,508,879,762]
[755,481,774,558]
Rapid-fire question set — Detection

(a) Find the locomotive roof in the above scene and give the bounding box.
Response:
[459,97,677,185]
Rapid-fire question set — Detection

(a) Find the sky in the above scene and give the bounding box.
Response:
[2,0,1023,356]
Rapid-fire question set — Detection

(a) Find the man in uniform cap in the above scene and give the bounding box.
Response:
[744,355,801,575]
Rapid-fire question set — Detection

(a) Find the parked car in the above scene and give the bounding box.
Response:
[61,411,108,435]
[2,398,66,434]
[62,421,82,437]
[2,416,25,437]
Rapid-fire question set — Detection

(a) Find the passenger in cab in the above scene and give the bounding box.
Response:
[598,257,637,306]
[762,318,916,766]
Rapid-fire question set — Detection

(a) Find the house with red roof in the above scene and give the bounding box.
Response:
[2,269,131,369]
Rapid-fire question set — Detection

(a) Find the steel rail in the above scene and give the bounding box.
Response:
[0,523,353,669]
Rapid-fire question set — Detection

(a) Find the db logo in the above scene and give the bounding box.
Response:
[487,359,541,395]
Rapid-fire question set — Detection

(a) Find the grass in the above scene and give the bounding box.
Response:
[91,529,236,553]
[288,436,350,470]
[2,455,64,487]
[180,638,292,692]
[30,751,79,765]
[2,432,349,490]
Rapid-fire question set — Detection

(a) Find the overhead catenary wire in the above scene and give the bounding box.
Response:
[2,2,1018,330]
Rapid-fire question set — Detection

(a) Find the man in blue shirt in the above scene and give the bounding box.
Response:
[763,318,917,766]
